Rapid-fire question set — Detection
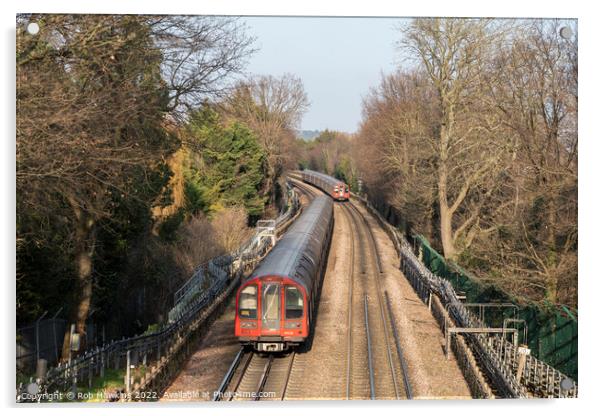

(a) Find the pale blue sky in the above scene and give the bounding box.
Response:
[241,17,408,133]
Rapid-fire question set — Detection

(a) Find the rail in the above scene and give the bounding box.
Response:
[352,193,578,398]
[215,350,295,401]
[384,291,413,399]
[342,201,409,400]
[364,295,376,400]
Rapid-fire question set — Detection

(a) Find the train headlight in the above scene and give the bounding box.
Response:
[284,321,302,329]
[240,320,257,329]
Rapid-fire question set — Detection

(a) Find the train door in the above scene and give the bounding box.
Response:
[261,282,281,333]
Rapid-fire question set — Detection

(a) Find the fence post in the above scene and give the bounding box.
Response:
[68,324,76,363]
[100,348,105,379]
[36,358,48,381]
[88,356,93,389]
[35,311,48,366]
[125,350,131,395]
[70,359,77,398]
[516,345,531,383]
[51,313,60,364]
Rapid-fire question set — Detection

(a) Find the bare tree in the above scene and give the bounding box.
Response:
[222,74,309,202]
[148,16,256,117]
[16,14,255,357]
[473,20,578,304]
[358,70,439,236]
[212,206,252,252]
[399,18,514,259]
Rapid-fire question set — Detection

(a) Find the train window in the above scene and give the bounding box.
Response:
[239,285,257,319]
[285,286,304,319]
[262,283,280,330]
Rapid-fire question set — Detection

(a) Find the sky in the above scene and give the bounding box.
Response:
[241,17,408,133]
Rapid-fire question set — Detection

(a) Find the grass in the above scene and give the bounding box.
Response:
[73,368,125,402]
[16,372,34,388]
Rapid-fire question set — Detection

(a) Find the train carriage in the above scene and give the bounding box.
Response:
[301,169,350,201]
[235,196,334,352]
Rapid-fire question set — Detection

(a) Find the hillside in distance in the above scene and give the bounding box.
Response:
[297,129,321,141]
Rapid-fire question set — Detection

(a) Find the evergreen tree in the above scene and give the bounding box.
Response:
[184,106,267,222]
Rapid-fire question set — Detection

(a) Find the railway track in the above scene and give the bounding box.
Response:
[291,176,412,399]
[215,176,412,401]
[288,176,320,201]
[342,201,413,400]
[215,348,296,401]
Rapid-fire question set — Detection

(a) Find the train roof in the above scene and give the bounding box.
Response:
[245,195,333,290]
[302,169,347,187]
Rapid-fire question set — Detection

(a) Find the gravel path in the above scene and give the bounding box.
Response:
[161,194,472,401]
[284,203,352,399]
[161,297,239,401]
[352,201,472,399]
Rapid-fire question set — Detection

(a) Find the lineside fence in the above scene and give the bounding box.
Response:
[16,185,301,403]
[353,193,577,399]
[415,235,577,381]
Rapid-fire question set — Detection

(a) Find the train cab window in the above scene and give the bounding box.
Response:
[285,286,304,319]
[239,285,257,319]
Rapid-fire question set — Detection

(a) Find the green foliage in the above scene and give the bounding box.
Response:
[333,156,360,192]
[16,15,259,346]
[74,368,126,402]
[183,179,208,214]
[143,323,161,335]
[315,129,337,144]
[184,106,267,221]
[297,158,309,170]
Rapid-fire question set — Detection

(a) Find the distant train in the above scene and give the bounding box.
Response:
[234,196,334,352]
[302,169,350,201]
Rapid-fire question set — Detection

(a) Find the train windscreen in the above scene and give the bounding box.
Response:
[262,283,280,330]
[285,286,304,319]
[239,284,257,319]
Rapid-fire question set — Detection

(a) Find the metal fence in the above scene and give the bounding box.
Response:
[167,184,300,322]
[354,193,578,398]
[16,187,301,402]
[415,234,578,381]
[17,319,102,376]
[17,318,66,374]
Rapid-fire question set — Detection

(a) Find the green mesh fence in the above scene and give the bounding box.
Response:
[414,234,578,381]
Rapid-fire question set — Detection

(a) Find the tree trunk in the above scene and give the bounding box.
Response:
[439,203,456,260]
[264,157,278,205]
[545,195,558,303]
[438,125,456,260]
[61,202,96,361]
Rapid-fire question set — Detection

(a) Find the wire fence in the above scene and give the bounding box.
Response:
[415,234,578,381]
[16,186,301,403]
[17,319,66,374]
[17,319,104,377]
[354,193,578,398]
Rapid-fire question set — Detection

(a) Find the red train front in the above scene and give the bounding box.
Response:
[301,169,350,201]
[235,277,308,352]
[333,182,350,201]
[235,196,333,352]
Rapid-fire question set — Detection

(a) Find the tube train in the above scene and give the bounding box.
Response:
[302,169,350,201]
[234,196,334,352]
